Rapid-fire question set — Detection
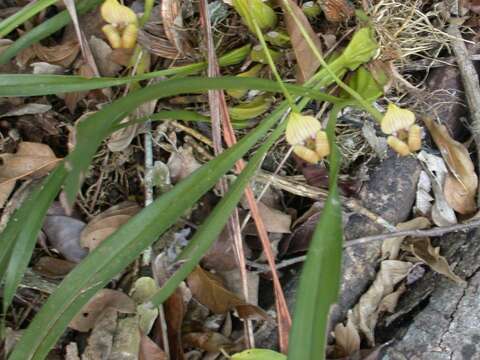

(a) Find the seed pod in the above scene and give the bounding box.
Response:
[408,124,422,152]
[285,112,321,146]
[387,136,410,156]
[293,145,320,164]
[102,24,122,49]
[218,44,252,66]
[121,23,138,49]
[227,64,263,99]
[381,103,415,134]
[302,1,321,18]
[250,45,281,64]
[228,96,271,120]
[265,30,291,47]
[315,131,330,158]
[232,0,277,34]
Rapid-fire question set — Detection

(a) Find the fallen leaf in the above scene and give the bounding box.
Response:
[332,313,360,358]
[218,268,259,305]
[201,227,238,271]
[164,288,186,360]
[32,40,80,67]
[244,201,291,234]
[414,171,433,216]
[187,266,269,321]
[65,342,80,360]
[232,349,286,360]
[69,289,136,331]
[167,146,201,183]
[33,257,76,279]
[0,180,15,208]
[89,36,123,76]
[160,0,193,56]
[381,217,431,260]
[30,62,65,75]
[80,201,141,250]
[318,0,354,22]
[64,62,95,113]
[377,283,406,313]
[183,331,233,353]
[82,307,117,359]
[424,117,478,214]
[42,215,88,262]
[349,260,412,345]
[137,29,181,59]
[281,0,322,83]
[0,142,61,182]
[110,316,142,359]
[0,103,51,118]
[139,335,166,360]
[410,237,465,284]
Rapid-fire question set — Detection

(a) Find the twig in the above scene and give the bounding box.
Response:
[447,24,480,206]
[345,218,480,248]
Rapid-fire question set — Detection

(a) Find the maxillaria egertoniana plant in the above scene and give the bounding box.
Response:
[101,0,139,49]
[286,112,330,164]
[232,0,278,35]
[381,103,422,156]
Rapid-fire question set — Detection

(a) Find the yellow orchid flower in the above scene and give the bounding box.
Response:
[101,0,138,49]
[286,112,330,164]
[381,103,422,156]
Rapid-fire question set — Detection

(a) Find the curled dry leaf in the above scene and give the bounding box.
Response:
[0,103,51,118]
[332,313,360,358]
[137,29,181,59]
[244,201,291,234]
[424,117,478,214]
[414,171,433,216]
[69,288,136,331]
[187,266,270,321]
[33,257,76,279]
[381,217,431,260]
[410,237,465,284]
[30,62,65,75]
[349,260,412,345]
[80,201,141,250]
[89,36,122,77]
[281,0,322,83]
[160,0,192,57]
[0,181,15,209]
[318,0,354,22]
[110,316,142,359]
[32,40,80,67]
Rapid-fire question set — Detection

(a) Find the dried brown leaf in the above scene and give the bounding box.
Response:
[164,289,186,360]
[0,142,61,183]
[167,146,201,183]
[80,201,140,250]
[381,217,431,260]
[69,289,136,331]
[89,36,123,76]
[32,40,80,67]
[246,201,291,234]
[83,307,117,359]
[410,237,465,284]
[0,180,15,209]
[0,103,51,118]
[333,314,360,358]
[187,267,269,321]
[137,30,180,59]
[110,316,142,359]
[350,260,412,345]
[424,117,478,214]
[139,335,166,360]
[318,0,354,22]
[160,0,192,56]
[33,256,76,279]
[281,0,322,83]
[182,331,233,353]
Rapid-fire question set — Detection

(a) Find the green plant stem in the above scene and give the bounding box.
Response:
[250,14,299,113]
[139,0,154,26]
[280,0,383,123]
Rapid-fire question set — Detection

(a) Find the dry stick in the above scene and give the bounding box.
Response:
[345,218,480,247]
[447,24,480,206]
[198,0,255,348]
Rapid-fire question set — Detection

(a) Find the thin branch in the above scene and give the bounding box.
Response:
[345,218,480,248]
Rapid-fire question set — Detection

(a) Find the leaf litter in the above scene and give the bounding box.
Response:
[2,0,480,358]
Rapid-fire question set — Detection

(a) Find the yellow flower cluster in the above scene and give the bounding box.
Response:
[101,0,138,49]
[381,104,422,156]
[285,112,330,164]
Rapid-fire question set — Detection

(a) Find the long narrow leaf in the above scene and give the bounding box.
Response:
[0,0,58,37]
[0,0,101,65]
[8,104,283,360]
[288,105,343,360]
[56,76,339,205]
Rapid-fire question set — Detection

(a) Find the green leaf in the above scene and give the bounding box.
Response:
[0,0,101,65]
[232,349,287,360]
[288,105,344,360]
[342,66,385,102]
[2,166,67,313]
[0,0,58,38]
[7,101,287,360]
